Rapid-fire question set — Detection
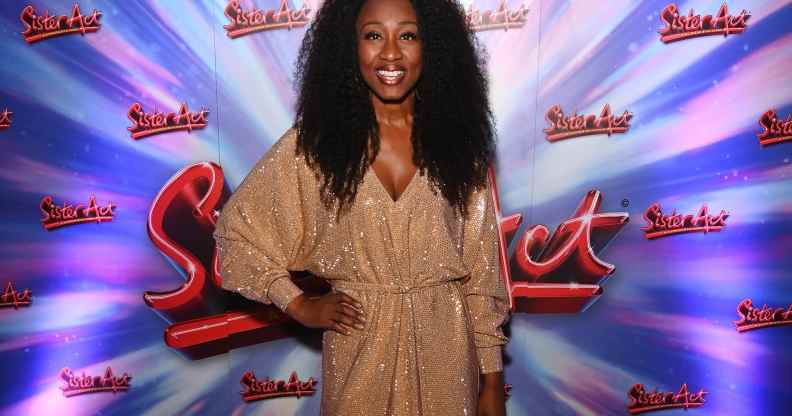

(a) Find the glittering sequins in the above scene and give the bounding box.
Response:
[214,129,510,415]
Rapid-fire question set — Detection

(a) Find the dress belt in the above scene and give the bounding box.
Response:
[331,279,459,294]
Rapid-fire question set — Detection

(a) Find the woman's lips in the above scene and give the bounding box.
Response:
[375,69,406,85]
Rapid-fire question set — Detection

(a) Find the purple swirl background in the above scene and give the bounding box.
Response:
[0,1,790,415]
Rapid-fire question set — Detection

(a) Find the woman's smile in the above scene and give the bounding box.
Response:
[375,65,407,85]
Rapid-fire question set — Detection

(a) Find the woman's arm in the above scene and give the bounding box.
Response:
[460,174,511,374]
[460,174,510,415]
[479,371,506,416]
[214,128,365,333]
[214,129,307,311]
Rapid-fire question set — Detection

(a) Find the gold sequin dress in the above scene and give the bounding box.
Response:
[214,128,510,415]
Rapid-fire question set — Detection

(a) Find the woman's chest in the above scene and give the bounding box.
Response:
[309,171,468,278]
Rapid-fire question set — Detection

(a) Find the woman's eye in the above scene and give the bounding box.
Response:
[364,31,381,40]
[400,32,418,40]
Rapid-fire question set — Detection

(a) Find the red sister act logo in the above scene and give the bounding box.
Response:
[40,195,115,230]
[240,370,317,402]
[659,3,750,44]
[128,102,209,140]
[143,162,329,358]
[544,104,632,142]
[628,383,707,414]
[490,169,629,313]
[642,202,729,239]
[145,164,627,358]
[223,0,528,39]
[735,299,792,332]
[757,109,792,147]
[223,0,313,39]
[465,1,529,32]
[59,366,131,398]
[0,281,32,309]
[20,3,102,44]
[0,108,12,130]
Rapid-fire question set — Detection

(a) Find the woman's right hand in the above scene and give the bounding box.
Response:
[285,292,366,335]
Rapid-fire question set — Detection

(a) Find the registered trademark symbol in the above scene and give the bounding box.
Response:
[621,198,630,208]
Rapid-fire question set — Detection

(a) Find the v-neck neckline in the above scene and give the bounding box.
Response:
[367,166,419,204]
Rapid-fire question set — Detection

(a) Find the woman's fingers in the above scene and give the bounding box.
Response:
[337,303,365,329]
[338,292,363,310]
[322,291,366,335]
[333,307,362,329]
[332,321,353,336]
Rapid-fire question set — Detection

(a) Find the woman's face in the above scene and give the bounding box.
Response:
[356,0,422,104]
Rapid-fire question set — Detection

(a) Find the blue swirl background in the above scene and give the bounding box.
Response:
[0,1,790,415]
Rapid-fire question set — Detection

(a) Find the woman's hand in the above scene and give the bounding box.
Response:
[478,372,506,416]
[285,292,366,335]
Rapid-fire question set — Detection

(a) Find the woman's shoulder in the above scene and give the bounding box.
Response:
[262,127,299,162]
[259,127,322,187]
[252,127,309,173]
[231,127,320,205]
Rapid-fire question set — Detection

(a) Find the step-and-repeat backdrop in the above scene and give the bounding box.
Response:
[1,1,791,415]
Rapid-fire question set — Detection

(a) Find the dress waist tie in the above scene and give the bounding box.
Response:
[331,279,460,295]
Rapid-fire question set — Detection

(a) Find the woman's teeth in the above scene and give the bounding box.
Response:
[377,70,404,77]
[376,69,405,83]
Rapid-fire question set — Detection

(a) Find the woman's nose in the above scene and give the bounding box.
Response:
[379,36,402,60]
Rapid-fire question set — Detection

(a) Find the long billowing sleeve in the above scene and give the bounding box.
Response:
[213,129,311,312]
[461,175,511,374]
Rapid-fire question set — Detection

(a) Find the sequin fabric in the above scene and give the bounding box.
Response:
[214,129,510,415]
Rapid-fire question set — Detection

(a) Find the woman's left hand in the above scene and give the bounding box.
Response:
[477,372,506,416]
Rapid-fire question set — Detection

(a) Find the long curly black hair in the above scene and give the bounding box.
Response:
[293,0,495,217]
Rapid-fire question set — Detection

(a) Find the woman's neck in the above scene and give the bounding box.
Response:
[371,92,415,129]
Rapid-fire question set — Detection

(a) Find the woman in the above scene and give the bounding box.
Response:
[214,0,510,414]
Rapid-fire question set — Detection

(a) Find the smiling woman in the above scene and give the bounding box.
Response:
[214,0,509,415]
[356,2,422,103]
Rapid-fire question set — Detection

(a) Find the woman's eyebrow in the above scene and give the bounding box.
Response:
[359,21,383,28]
